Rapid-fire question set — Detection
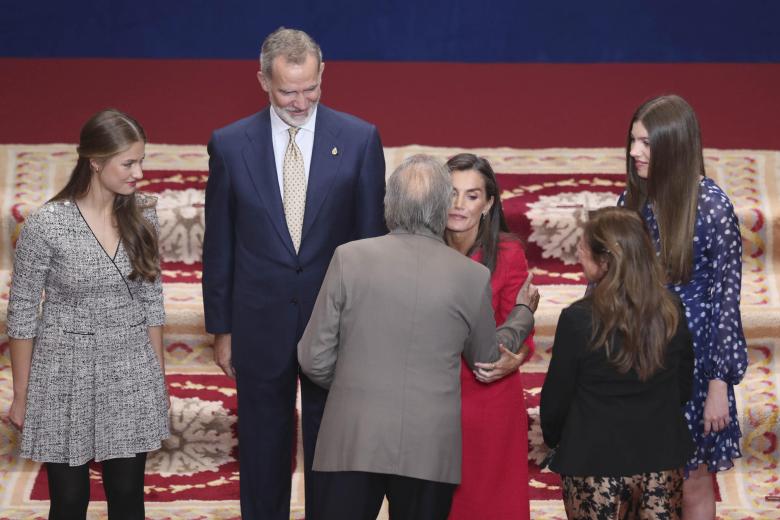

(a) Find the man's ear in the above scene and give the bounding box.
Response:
[257,70,269,93]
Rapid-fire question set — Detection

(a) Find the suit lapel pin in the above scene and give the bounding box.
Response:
[331,146,338,156]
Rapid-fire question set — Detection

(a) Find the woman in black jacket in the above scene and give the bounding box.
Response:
[541,206,694,520]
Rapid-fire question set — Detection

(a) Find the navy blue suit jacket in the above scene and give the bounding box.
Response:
[202,105,386,377]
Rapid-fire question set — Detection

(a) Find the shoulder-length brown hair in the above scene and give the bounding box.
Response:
[51,108,160,282]
[584,207,679,381]
[623,94,704,284]
[444,153,512,274]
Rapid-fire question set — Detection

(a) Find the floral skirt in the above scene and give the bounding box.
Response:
[562,469,683,520]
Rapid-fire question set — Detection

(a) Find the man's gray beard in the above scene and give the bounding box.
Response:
[273,102,318,127]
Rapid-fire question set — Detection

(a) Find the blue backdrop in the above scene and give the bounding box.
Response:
[2,0,779,61]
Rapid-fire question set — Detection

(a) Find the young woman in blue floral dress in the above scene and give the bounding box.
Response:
[619,95,747,519]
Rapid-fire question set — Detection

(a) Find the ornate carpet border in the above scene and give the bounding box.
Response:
[2,145,777,301]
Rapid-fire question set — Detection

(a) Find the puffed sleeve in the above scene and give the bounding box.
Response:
[6,210,53,338]
[540,304,583,448]
[700,188,747,385]
[494,240,535,360]
[139,201,166,327]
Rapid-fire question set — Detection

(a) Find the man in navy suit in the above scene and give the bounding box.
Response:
[202,27,386,520]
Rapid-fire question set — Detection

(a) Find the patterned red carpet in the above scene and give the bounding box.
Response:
[21,373,556,505]
[1,144,778,519]
[27,374,239,503]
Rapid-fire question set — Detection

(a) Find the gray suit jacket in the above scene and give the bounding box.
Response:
[297,229,534,484]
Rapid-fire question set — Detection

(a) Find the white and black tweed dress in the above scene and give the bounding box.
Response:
[6,197,170,466]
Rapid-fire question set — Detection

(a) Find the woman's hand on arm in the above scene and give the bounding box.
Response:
[515,273,539,313]
[8,337,34,430]
[498,249,537,363]
[474,344,526,383]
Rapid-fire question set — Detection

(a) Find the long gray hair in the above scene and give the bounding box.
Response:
[384,155,452,236]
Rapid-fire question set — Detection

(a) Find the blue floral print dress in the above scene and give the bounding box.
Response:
[619,177,747,472]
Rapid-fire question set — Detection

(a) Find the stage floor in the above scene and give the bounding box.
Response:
[1,142,779,518]
[2,57,779,519]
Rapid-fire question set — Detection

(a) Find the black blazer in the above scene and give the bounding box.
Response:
[540,298,694,477]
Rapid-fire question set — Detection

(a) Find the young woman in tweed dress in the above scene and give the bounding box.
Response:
[6,109,169,519]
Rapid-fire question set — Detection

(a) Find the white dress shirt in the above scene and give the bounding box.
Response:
[270,105,318,198]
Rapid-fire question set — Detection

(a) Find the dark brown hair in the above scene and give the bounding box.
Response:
[51,109,160,282]
[623,94,704,283]
[584,207,679,381]
[444,153,512,273]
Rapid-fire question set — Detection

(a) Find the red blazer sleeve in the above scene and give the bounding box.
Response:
[492,239,535,361]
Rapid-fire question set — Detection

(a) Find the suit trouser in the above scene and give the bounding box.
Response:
[311,470,456,520]
[234,364,328,520]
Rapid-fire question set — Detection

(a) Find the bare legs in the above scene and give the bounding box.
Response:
[682,464,715,520]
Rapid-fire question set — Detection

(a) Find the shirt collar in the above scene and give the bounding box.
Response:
[389,227,445,243]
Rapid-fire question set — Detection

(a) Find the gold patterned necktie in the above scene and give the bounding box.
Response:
[283,127,306,252]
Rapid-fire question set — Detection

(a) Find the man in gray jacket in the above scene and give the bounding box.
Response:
[298,154,537,519]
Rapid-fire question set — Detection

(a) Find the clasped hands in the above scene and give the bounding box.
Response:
[474,274,539,384]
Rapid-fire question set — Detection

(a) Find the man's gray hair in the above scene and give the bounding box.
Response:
[260,27,323,78]
[384,155,452,236]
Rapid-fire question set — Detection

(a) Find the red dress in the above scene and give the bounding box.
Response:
[449,239,534,520]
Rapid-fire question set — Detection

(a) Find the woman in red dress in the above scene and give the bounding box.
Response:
[444,153,534,520]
